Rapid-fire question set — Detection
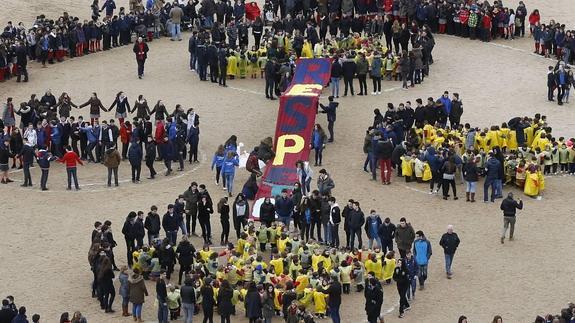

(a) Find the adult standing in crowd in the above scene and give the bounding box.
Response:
[133,36,149,79]
[500,192,523,244]
[413,230,432,290]
[439,225,461,279]
[395,217,415,258]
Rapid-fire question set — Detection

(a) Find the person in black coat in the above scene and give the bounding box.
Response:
[259,197,276,227]
[121,212,138,267]
[218,46,228,87]
[144,205,161,245]
[133,36,149,79]
[348,201,365,249]
[156,272,169,321]
[500,192,523,243]
[157,239,176,280]
[393,258,410,318]
[176,238,196,284]
[197,195,214,244]
[15,41,28,83]
[162,204,180,245]
[20,138,35,187]
[145,138,157,178]
[378,217,396,254]
[341,55,356,96]
[547,65,556,101]
[319,96,338,142]
[207,42,219,83]
[364,277,383,323]
[309,191,323,242]
[200,278,215,323]
[217,280,234,322]
[264,58,277,100]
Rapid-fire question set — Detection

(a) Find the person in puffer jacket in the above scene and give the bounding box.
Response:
[222,151,239,197]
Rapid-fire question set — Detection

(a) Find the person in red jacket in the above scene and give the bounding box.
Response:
[58,145,84,190]
[119,121,132,160]
[154,120,166,161]
[482,11,492,42]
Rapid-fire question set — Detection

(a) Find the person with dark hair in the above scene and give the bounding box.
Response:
[245,282,262,323]
[217,280,234,323]
[182,182,200,236]
[364,276,383,323]
[180,277,196,323]
[413,230,432,289]
[200,277,215,323]
[319,96,339,142]
[218,197,230,245]
[58,145,83,190]
[128,269,148,322]
[348,201,365,249]
[393,258,410,318]
[0,299,16,323]
[162,204,179,245]
[97,256,116,313]
[121,211,138,267]
[232,193,249,238]
[197,194,214,244]
[500,192,523,244]
[156,272,169,323]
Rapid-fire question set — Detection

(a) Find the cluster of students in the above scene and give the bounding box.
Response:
[0,296,43,323]
[531,13,575,64]
[362,91,575,201]
[432,0,528,42]
[89,181,463,322]
[0,91,201,189]
[0,0,204,82]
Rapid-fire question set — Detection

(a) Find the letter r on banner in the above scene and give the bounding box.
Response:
[273,134,305,166]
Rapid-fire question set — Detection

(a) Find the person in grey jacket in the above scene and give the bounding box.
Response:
[370,52,383,94]
[356,52,369,95]
[317,168,335,196]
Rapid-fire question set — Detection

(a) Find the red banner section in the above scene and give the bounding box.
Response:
[252,58,331,219]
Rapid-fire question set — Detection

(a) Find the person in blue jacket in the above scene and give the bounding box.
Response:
[50,120,63,157]
[424,146,443,194]
[101,0,117,18]
[310,124,327,166]
[163,117,177,176]
[404,250,418,301]
[413,230,432,290]
[436,91,452,126]
[275,189,294,228]
[211,144,226,188]
[81,123,99,162]
[222,151,239,197]
[36,148,57,190]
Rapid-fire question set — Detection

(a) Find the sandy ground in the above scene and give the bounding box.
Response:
[2,1,575,322]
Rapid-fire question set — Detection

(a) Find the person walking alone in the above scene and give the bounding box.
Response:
[439,225,460,279]
[133,36,149,79]
[499,192,523,244]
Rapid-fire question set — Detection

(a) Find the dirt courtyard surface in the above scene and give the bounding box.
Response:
[2,1,575,322]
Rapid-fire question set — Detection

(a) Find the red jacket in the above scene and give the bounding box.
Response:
[154,121,165,144]
[528,13,540,25]
[120,124,132,144]
[59,151,83,168]
[482,15,491,29]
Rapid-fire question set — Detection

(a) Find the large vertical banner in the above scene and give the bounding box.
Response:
[252,58,331,219]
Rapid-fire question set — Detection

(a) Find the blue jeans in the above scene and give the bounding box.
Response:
[483,178,496,202]
[444,253,454,274]
[190,53,196,70]
[368,236,382,249]
[158,301,169,323]
[324,223,333,245]
[182,302,194,323]
[329,303,341,323]
[494,179,503,198]
[224,172,234,194]
[171,23,181,40]
[465,181,477,193]
[330,77,340,97]
[179,221,188,236]
[166,230,178,245]
[203,16,213,28]
[66,167,79,189]
[407,276,417,300]
[132,303,143,317]
[279,216,291,229]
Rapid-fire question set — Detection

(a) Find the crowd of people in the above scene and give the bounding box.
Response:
[0,91,201,189]
[362,90,575,203]
[87,167,468,323]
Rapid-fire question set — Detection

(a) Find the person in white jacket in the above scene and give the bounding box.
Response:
[296,160,314,195]
[23,124,38,147]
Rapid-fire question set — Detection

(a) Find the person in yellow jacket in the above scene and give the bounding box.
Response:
[247,46,259,78]
[365,253,383,280]
[400,155,414,182]
[269,254,284,276]
[301,40,314,58]
[433,131,446,148]
[422,122,436,145]
[474,132,488,152]
[485,126,500,151]
[226,50,238,78]
[532,131,550,151]
[524,124,537,147]
[507,129,518,152]
[295,271,310,295]
[498,123,510,151]
[312,287,328,318]
[382,251,396,283]
[339,262,352,294]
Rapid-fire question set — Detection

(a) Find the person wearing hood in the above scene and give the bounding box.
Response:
[483,152,501,203]
[128,139,143,183]
[103,144,121,187]
[129,269,148,322]
[413,230,432,289]
[364,210,382,249]
[232,193,250,238]
[319,96,339,142]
